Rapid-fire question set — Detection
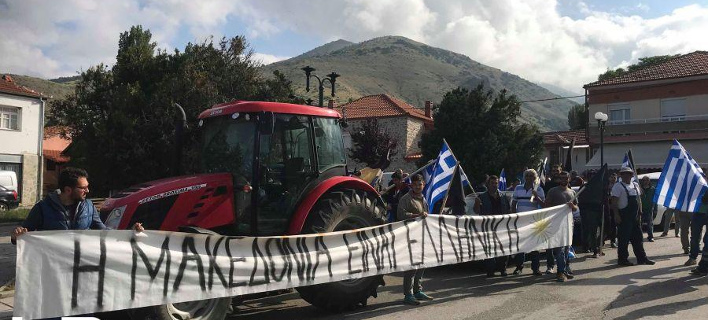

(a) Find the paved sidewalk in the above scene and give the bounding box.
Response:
[0,296,13,320]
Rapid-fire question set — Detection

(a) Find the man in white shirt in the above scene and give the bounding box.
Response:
[511,169,546,275]
[611,167,655,266]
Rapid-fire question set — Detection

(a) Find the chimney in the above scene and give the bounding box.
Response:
[424,101,432,118]
[328,99,337,109]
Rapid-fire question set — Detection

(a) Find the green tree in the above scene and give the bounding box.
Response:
[598,54,681,81]
[567,104,587,130]
[49,26,297,195]
[418,84,543,183]
[349,119,398,167]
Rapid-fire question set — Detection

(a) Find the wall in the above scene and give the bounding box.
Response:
[0,93,42,205]
[0,93,41,154]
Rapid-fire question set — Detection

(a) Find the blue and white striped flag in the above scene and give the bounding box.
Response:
[654,140,708,212]
[622,152,637,182]
[423,141,469,209]
[499,169,507,191]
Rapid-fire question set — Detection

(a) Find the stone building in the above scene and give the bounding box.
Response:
[0,75,46,205]
[335,94,433,173]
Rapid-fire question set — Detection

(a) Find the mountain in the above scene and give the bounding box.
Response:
[3,74,77,100]
[262,36,574,131]
[539,82,585,104]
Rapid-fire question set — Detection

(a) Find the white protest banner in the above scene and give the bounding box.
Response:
[15,205,571,319]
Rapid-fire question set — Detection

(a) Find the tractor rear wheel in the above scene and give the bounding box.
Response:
[129,296,231,320]
[296,188,387,312]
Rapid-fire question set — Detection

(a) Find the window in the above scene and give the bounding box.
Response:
[608,104,630,125]
[313,117,346,171]
[661,98,686,122]
[0,107,20,130]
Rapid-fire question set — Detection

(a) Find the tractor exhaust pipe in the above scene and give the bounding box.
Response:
[173,103,188,176]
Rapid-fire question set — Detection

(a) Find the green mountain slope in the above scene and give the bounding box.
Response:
[4,74,77,100]
[262,36,573,131]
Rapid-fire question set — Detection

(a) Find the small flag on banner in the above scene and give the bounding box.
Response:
[423,140,470,210]
[653,140,708,212]
[499,169,507,191]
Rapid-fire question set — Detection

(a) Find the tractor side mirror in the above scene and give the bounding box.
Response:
[258,111,275,135]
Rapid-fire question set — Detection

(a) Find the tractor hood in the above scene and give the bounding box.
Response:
[100,173,236,231]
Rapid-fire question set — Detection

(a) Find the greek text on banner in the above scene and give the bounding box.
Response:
[15,205,572,319]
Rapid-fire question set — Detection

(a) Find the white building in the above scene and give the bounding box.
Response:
[0,75,46,205]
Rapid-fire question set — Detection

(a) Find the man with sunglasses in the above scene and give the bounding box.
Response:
[11,167,142,242]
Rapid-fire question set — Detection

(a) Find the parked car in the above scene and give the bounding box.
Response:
[0,170,18,192]
[637,172,671,228]
[0,185,20,211]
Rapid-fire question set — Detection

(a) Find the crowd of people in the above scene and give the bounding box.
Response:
[386,163,708,306]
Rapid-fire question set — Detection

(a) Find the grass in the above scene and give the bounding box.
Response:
[0,208,30,223]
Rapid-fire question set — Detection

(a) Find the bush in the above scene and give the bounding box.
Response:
[0,208,29,223]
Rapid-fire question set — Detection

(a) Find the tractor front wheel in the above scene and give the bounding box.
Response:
[296,188,387,312]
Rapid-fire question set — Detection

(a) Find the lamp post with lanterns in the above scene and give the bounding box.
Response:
[301,66,340,108]
[594,111,608,255]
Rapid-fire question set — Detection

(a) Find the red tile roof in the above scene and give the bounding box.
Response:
[336,94,433,123]
[543,130,588,146]
[585,51,708,88]
[43,126,71,163]
[0,75,42,98]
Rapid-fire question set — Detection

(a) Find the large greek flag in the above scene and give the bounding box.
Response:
[654,140,708,212]
[423,141,469,208]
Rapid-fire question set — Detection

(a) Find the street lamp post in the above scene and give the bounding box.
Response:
[302,66,340,107]
[595,111,608,255]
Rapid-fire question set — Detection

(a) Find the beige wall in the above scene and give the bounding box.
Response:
[20,153,40,206]
[589,94,708,128]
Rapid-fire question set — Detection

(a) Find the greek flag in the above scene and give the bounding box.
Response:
[539,157,548,186]
[423,141,470,209]
[499,169,507,191]
[622,152,637,182]
[654,140,708,212]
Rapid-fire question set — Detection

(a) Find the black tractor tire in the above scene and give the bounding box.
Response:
[296,188,387,312]
[129,298,232,320]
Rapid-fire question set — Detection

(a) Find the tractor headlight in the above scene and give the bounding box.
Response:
[105,205,127,229]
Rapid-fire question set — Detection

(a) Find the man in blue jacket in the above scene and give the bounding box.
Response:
[11,167,142,242]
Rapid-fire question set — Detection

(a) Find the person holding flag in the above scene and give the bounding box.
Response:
[611,167,656,266]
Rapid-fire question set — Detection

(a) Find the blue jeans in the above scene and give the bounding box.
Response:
[552,246,567,274]
[642,211,655,240]
[690,212,708,260]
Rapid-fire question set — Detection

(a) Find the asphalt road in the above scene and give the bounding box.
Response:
[227,234,708,320]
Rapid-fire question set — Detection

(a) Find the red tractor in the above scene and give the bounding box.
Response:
[100,101,387,319]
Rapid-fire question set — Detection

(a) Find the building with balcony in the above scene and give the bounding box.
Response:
[584,51,708,172]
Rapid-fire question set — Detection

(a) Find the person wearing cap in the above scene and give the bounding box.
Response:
[610,167,655,266]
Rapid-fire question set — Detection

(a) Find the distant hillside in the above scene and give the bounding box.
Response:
[4,74,77,100]
[262,36,574,131]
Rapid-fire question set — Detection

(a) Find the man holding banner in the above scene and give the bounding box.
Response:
[397,173,434,305]
[611,167,655,266]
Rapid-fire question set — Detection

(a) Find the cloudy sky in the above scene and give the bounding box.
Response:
[2,0,708,94]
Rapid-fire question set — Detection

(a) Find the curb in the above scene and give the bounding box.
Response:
[0,222,20,227]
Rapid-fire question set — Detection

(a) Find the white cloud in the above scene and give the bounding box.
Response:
[2,0,708,93]
[252,53,290,65]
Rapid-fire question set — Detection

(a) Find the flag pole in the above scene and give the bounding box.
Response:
[442,138,477,195]
[438,162,460,214]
